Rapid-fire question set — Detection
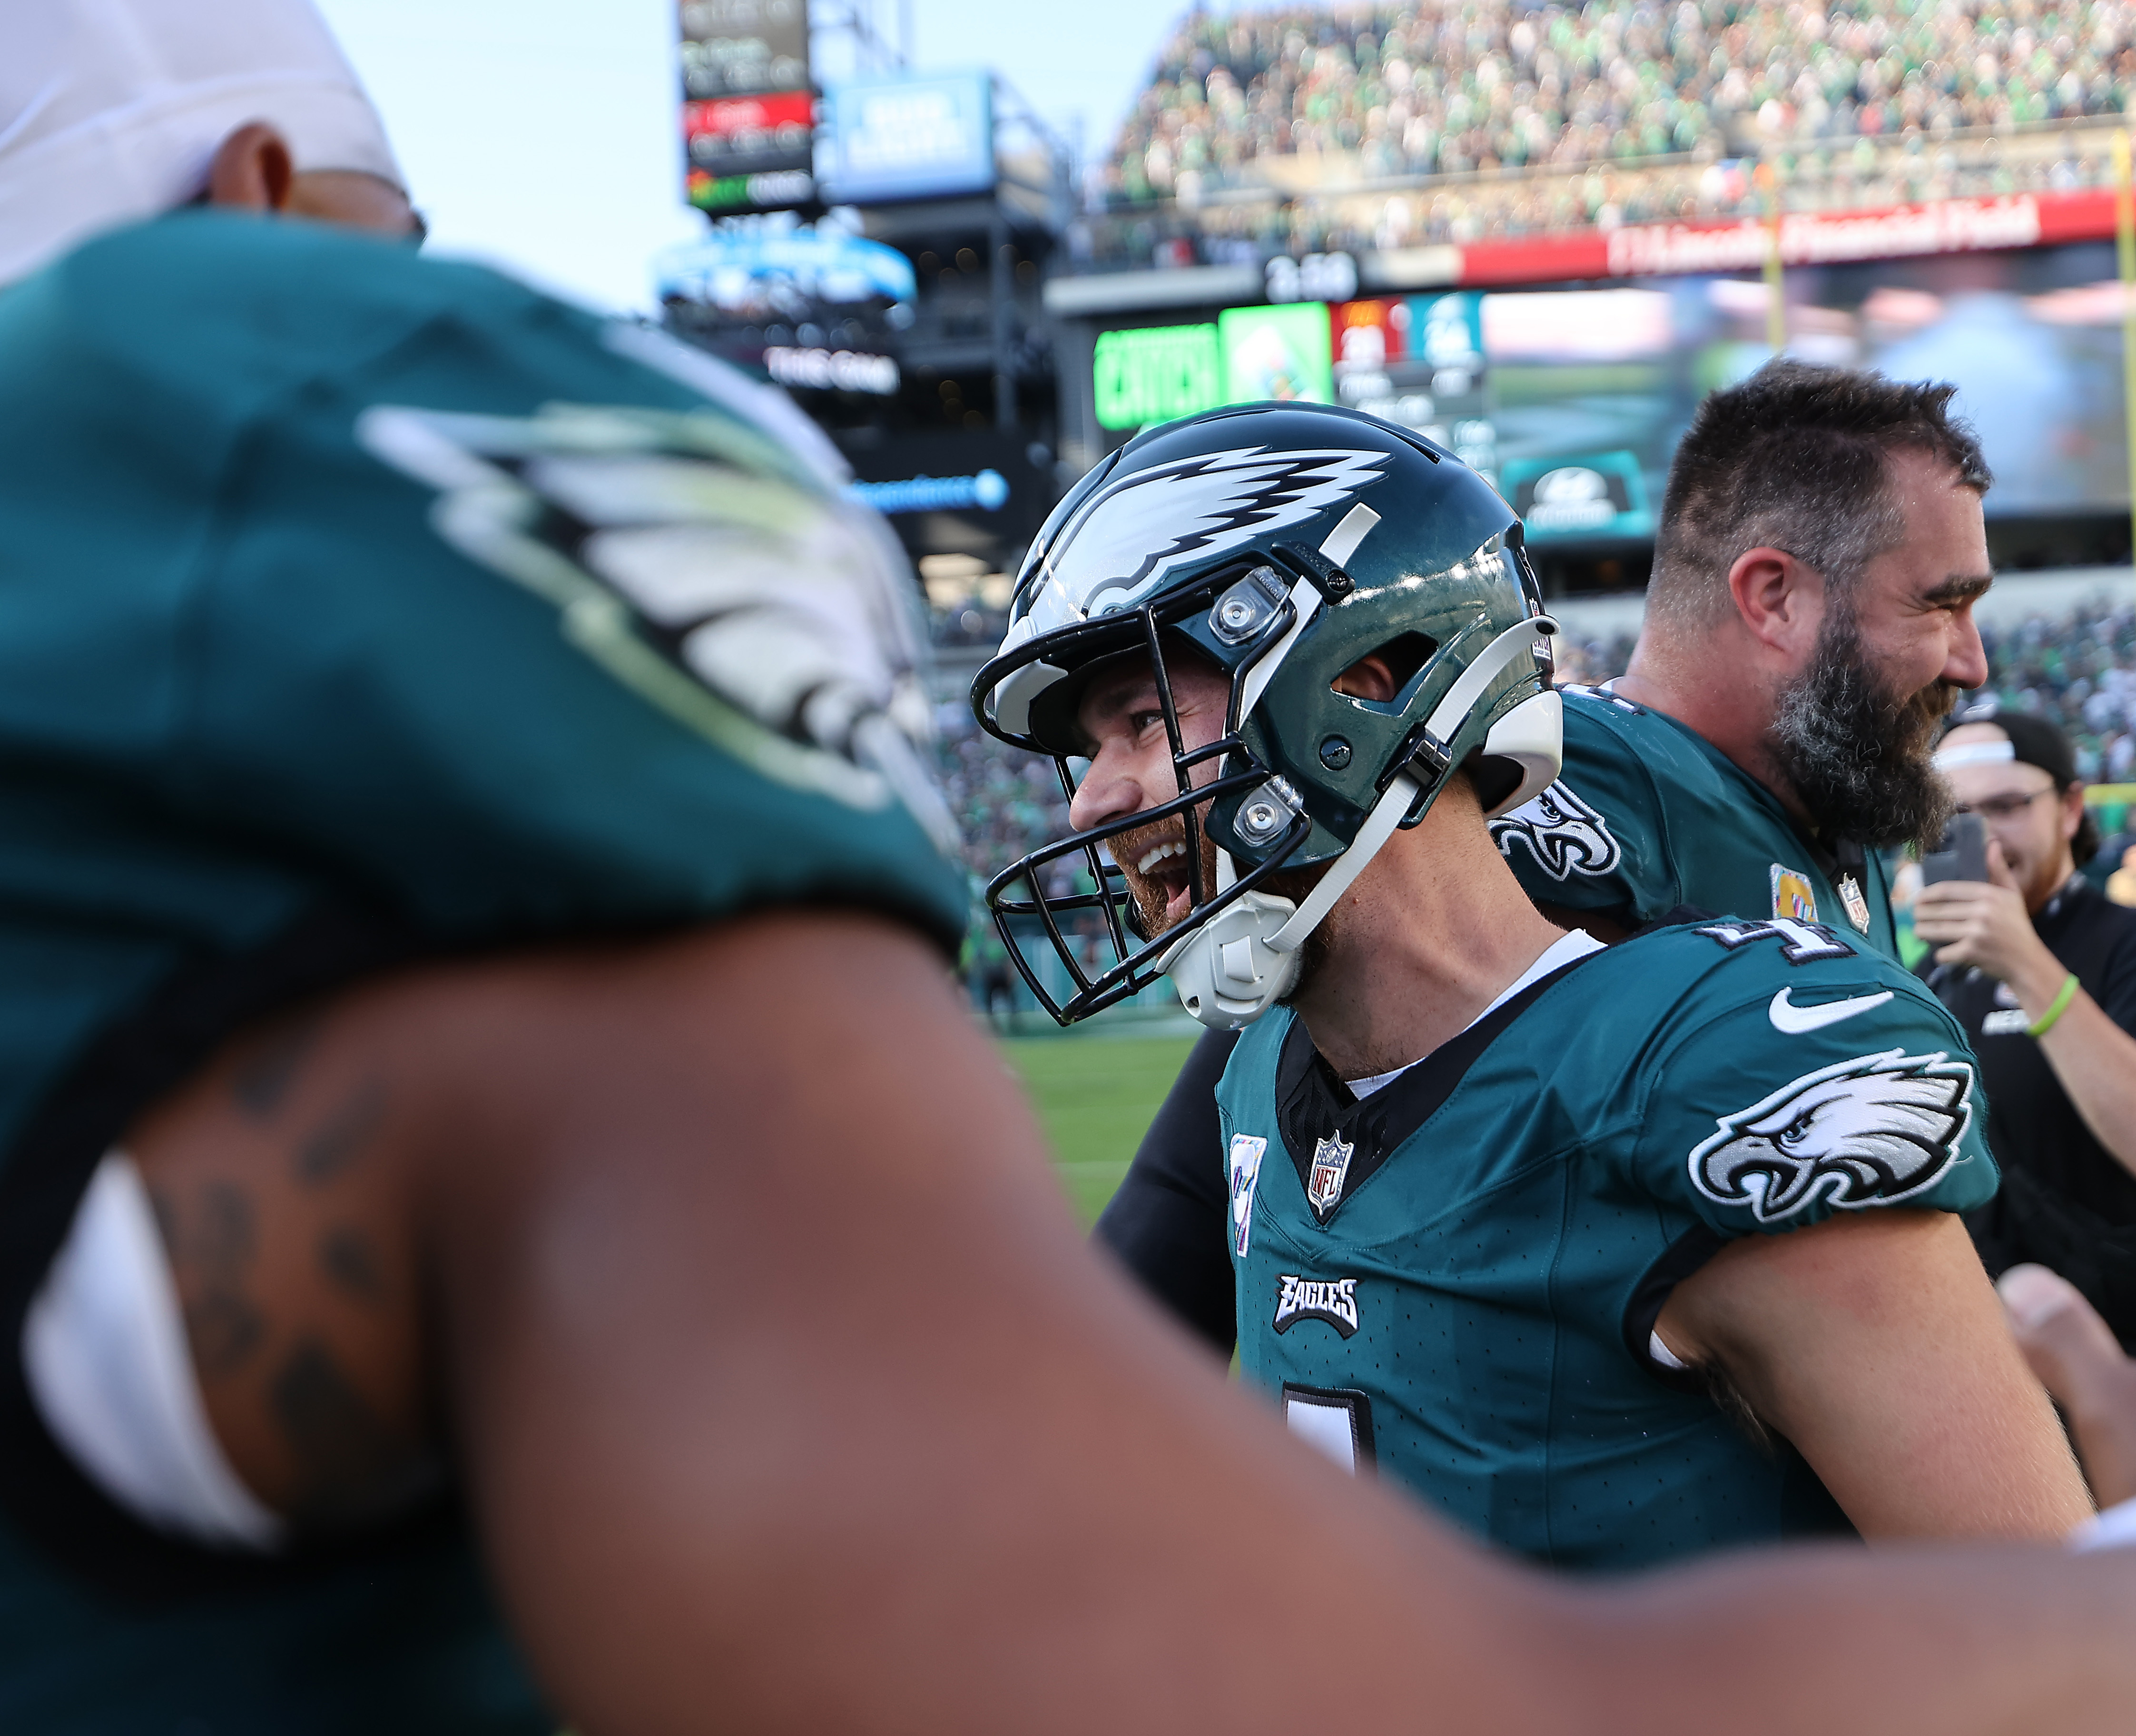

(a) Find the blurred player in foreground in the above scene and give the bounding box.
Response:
[4,4,2136,1731]
[1101,364,1998,1356]
[972,403,2088,1564]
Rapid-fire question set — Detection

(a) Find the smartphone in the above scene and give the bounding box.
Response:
[1921,811,1989,885]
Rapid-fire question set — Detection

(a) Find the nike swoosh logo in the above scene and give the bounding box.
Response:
[1768,987,1894,1034]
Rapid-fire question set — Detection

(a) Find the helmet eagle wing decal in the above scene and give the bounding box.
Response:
[1036,445,1389,622]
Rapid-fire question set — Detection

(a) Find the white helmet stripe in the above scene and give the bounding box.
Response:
[1425,614,1559,745]
[1265,613,1558,957]
[1234,576,1323,726]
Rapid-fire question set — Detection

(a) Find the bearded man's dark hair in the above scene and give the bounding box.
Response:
[1646,360,1991,635]
[1649,361,1990,848]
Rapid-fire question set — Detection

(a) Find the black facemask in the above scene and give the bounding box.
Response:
[1767,601,1959,851]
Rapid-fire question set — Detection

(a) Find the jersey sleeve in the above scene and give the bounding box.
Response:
[165,238,966,950]
[1489,690,1679,924]
[1622,926,1999,1240]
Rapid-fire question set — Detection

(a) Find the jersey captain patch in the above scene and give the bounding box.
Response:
[1273,1274,1361,1337]
[1689,1048,1974,1224]
[1490,778,1622,881]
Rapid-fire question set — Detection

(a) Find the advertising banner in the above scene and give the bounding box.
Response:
[818,73,995,206]
[1500,451,1654,540]
[1441,187,2120,289]
[1093,324,1223,430]
[838,429,1057,564]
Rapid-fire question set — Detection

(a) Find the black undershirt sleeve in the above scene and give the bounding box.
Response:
[1093,1026,1240,1357]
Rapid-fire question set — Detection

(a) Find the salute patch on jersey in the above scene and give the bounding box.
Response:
[355,396,955,852]
[1770,865,1820,922]
[1229,1134,1269,1256]
[1689,1048,1974,1224]
[1490,779,1623,881]
[1273,1274,1361,1337]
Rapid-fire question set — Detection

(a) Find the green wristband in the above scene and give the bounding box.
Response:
[2028,973,2080,1039]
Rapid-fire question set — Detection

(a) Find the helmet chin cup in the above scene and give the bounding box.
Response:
[1480,688,1564,818]
[1158,890,1304,1029]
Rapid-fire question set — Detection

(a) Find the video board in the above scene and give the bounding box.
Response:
[1093,305,1335,430]
[1090,239,2136,534]
[679,0,815,214]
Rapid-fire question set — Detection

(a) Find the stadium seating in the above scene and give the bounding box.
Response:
[1092,1,2136,261]
[1979,597,2136,782]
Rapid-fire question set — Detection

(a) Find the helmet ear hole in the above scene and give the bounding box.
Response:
[1334,631,1437,705]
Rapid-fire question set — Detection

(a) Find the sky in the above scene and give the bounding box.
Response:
[315,0,1182,315]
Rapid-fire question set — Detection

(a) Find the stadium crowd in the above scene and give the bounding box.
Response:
[1092,0,2136,259]
[1111,0,2136,199]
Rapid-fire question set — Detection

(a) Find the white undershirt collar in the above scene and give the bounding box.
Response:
[1345,930,1606,1099]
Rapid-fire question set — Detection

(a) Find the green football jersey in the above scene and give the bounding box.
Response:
[0,214,964,1731]
[1491,684,1897,955]
[1218,916,1995,1571]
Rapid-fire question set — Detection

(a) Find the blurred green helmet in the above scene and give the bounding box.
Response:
[971,402,1560,1027]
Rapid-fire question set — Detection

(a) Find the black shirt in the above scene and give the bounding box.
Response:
[1922,875,2136,1348]
[1094,1027,1240,1355]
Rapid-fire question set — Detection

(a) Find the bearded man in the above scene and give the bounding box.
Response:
[1101,363,1997,1357]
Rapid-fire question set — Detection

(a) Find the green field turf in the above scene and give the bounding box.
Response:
[1000,1027,1200,1227]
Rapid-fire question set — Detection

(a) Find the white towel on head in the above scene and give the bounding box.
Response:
[0,0,403,285]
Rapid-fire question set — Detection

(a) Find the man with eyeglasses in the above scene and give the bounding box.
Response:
[1917,708,2136,1365]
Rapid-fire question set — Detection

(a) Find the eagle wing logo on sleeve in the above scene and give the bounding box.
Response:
[1688,1049,1974,1224]
[1489,779,1622,881]
[354,393,955,853]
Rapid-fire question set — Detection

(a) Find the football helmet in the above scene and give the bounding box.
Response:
[971,402,1560,1028]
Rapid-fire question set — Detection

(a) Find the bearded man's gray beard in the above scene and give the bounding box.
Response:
[1767,602,1959,852]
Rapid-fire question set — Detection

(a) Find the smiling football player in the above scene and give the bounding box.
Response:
[974,402,2091,1565]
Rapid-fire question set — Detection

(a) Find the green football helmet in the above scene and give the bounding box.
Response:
[970,402,1560,1028]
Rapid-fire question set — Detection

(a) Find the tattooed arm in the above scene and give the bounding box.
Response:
[132,1011,432,1531]
[128,913,2136,1736]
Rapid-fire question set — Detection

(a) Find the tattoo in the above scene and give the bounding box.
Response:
[152,1180,267,1380]
[295,1081,386,1186]
[187,1290,267,1378]
[318,1223,387,1308]
[192,1182,256,1272]
[230,1014,320,1120]
[271,1338,431,1529]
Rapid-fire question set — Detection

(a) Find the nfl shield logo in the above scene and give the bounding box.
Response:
[1307,1132,1354,1219]
[1837,874,1872,934]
